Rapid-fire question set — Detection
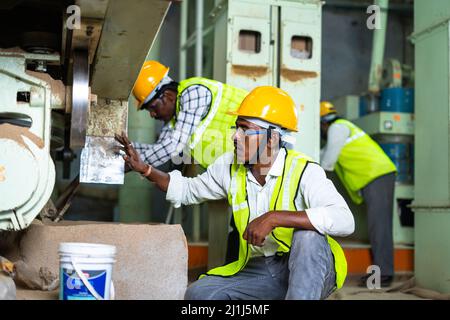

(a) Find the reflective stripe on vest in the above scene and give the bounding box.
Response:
[333,119,397,204]
[175,78,248,168]
[202,148,348,289]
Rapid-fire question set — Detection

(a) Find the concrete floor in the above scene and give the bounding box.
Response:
[327,274,426,300]
[187,269,429,300]
[15,272,435,300]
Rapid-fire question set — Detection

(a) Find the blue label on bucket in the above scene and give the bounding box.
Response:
[61,268,106,300]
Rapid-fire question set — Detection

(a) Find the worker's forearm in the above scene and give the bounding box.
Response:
[143,166,170,192]
[270,211,316,231]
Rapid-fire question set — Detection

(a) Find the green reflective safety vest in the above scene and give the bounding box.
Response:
[171,77,248,168]
[333,119,397,204]
[202,149,348,290]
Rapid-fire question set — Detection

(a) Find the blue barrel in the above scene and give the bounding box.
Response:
[380,88,414,113]
[403,88,414,113]
[380,142,414,184]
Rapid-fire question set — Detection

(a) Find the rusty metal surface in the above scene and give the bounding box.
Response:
[231,65,269,78]
[0,123,44,151]
[280,68,318,82]
[71,18,104,65]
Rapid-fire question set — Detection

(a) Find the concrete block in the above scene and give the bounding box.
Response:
[17,221,187,300]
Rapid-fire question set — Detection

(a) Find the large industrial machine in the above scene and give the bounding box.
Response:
[0,0,172,231]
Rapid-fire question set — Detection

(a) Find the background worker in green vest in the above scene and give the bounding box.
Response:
[129,60,248,169]
[319,101,397,288]
[115,87,355,300]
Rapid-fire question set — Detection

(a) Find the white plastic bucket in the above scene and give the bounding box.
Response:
[59,242,116,300]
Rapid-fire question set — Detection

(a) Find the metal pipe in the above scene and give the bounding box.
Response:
[185,0,205,241]
[193,0,204,240]
[179,0,188,80]
[368,0,389,93]
[195,0,204,77]
[181,25,214,51]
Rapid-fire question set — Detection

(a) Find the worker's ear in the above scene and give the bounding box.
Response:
[164,89,177,104]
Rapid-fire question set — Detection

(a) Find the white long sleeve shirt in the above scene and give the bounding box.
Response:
[166,148,355,258]
[320,122,351,171]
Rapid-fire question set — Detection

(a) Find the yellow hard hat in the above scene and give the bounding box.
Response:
[320,101,337,117]
[228,86,298,132]
[132,60,170,109]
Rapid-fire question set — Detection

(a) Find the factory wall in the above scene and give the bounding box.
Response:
[321,6,413,101]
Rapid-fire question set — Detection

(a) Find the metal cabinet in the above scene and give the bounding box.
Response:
[214,0,322,160]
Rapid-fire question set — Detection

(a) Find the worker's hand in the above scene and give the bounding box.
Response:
[243,211,276,247]
[124,162,132,173]
[114,132,148,174]
[111,145,132,173]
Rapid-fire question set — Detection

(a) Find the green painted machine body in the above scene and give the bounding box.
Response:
[412,0,450,293]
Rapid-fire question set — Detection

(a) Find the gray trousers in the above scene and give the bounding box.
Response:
[361,172,396,277]
[185,230,336,300]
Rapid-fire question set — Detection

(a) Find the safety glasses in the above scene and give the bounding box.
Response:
[230,125,266,136]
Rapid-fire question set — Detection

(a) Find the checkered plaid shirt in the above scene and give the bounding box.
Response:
[133,85,212,167]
